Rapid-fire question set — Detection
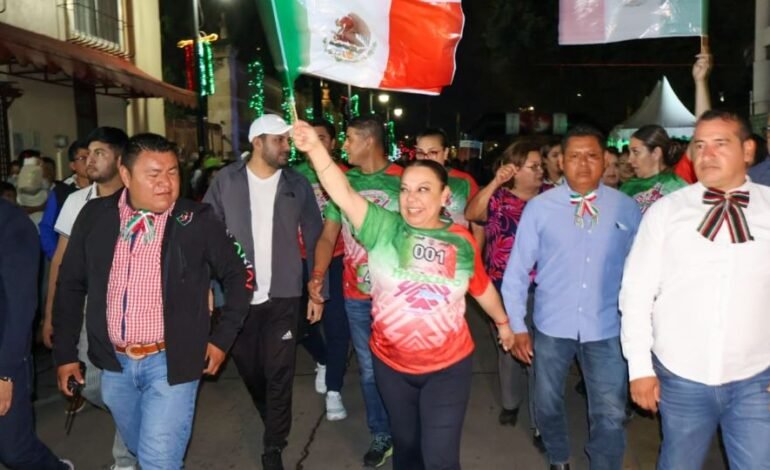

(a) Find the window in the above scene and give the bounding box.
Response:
[67,0,127,55]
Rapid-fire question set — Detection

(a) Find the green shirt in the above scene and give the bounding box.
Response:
[354,203,489,373]
[620,172,687,214]
[324,163,403,300]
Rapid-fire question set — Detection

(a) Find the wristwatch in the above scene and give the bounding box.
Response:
[0,376,12,383]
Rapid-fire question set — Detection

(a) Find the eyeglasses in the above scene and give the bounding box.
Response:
[72,156,88,163]
[524,164,544,172]
[415,149,442,159]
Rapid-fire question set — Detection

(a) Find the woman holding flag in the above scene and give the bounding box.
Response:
[293,120,514,469]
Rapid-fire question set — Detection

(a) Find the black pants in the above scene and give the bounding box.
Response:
[0,357,66,469]
[373,354,473,470]
[231,298,300,449]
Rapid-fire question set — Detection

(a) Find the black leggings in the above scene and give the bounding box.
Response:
[373,354,473,470]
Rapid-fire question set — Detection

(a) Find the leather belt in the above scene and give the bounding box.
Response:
[115,341,166,360]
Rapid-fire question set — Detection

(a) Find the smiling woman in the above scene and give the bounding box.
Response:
[293,120,514,470]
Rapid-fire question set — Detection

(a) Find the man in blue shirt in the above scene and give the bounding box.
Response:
[501,125,641,470]
[747,117,770,186]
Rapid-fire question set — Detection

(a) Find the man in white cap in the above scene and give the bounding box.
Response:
[15,160,49,228]
[204,114,325,470]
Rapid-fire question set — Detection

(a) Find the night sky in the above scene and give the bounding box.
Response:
[160,0,755,142]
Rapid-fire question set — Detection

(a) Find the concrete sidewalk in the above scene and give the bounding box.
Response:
[18,306,726,470]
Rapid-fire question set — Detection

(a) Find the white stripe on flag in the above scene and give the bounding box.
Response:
[304,0,392,88]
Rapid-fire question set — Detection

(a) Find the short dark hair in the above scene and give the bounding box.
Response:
[403,158,448,188]
[696,109,752,142]
[85,127,129,158]
[0,181,16,195]
[41,156,56,171]
[67,139,89,162]
[348,114,387,150]
[416,128,449,149]
[122,133,179,171]
[562,124,606,152]
[310,119,336,139]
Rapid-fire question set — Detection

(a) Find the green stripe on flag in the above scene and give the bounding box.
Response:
[256,0,309,84]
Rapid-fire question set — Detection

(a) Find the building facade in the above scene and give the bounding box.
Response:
[0,0,194,178]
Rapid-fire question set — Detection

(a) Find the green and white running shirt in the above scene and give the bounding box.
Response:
[445,168,479,226]
[325,164,403,300]
[354,203,490,374]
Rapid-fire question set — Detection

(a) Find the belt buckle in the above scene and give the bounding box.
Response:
[124,344,147,360]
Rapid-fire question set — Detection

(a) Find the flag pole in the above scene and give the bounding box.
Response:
[700,0,709,54]
[268,0,298,123]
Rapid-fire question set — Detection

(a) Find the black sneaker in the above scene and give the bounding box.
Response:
[498,407,519,426]
[261,446,284,470]
[363,434,393,468]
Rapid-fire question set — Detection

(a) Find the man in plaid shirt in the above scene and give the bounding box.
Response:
[53,133,252,469]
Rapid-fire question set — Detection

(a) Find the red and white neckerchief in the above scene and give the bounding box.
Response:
[570,191,599,228]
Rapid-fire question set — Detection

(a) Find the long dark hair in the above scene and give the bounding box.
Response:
[631,125,681,168]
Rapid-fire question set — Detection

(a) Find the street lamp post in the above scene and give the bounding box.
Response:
[192,0,207,155]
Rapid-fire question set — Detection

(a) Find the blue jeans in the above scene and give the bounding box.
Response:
[78,319,136,469]
[102,351,199,470]
[344,298,390,436]
[300,255,351,392]
[534,330,627,469]
[655,357,770,470]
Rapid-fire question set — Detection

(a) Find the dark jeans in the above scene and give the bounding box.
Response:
[655,357,770,470]
[0,356,66,469]
[231,298,300,448]
[345,298,390,436]
[373,354,473,470]
[534,330,627,469]
[300,255,350,392]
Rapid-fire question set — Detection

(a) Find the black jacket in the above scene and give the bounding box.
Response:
[0,199,40,379]
[52,191,252,385]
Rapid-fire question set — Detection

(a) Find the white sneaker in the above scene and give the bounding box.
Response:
[326,391,347,421]
[314,363,327,394]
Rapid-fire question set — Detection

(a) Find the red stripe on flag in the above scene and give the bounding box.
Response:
[559,0,605,45]
[380,0,463,91]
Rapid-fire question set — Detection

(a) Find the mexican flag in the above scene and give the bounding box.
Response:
[559,0,704,45]
[257,0,464,95]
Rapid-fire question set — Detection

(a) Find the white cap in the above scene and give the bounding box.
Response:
[248,114,292,141]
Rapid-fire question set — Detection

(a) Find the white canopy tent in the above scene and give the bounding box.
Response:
[610,76,696,143]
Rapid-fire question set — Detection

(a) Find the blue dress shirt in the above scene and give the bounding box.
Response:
[501,183,641,342]
[748,159,770,187]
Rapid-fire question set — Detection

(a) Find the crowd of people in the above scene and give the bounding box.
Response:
[1,56,770,470]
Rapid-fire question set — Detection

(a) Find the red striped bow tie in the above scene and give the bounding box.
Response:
[697,188,753,243]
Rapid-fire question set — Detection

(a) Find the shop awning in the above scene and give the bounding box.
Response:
[0,22,197,108]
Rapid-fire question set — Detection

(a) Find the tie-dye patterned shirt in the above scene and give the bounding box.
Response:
[353,203,490,374]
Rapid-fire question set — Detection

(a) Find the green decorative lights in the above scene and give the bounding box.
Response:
[198,40,215,97]
[247,60,265,118]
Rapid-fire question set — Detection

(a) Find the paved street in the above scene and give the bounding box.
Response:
[16,305,726,470]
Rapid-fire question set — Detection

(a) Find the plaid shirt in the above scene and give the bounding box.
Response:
[106,190,172,347]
